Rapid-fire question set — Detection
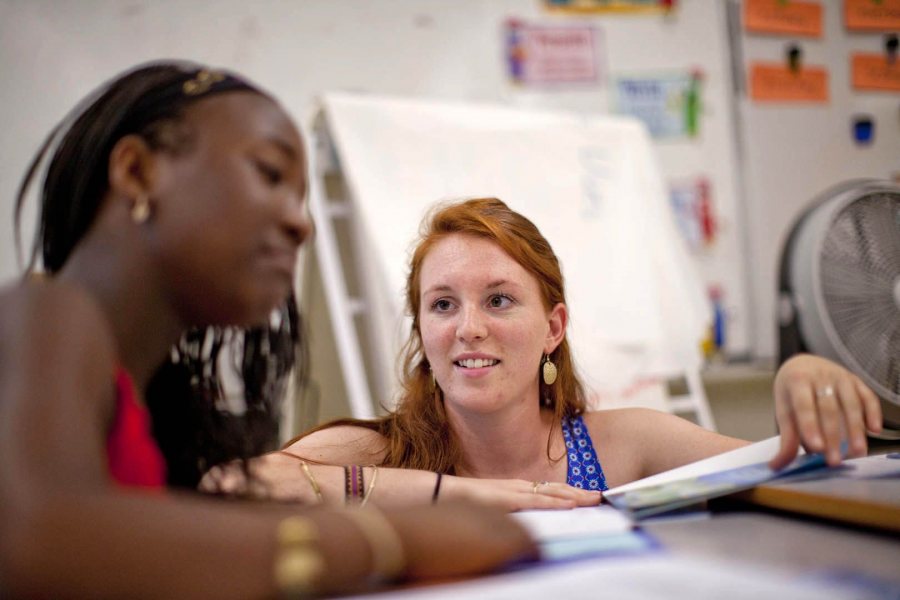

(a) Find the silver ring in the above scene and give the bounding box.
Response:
[531,481,550,494]
[816,385,836,399]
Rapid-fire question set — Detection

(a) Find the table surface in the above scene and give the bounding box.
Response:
[643,504,900,585]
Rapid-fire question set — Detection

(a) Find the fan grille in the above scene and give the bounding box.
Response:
[819,193,900,402]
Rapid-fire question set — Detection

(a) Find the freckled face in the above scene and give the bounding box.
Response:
[418,234,560,417]
[150,92,311,327]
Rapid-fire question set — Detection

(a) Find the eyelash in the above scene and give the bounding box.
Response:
[429,293,514,312]
[488,293,514,308]
[255,160,283,185]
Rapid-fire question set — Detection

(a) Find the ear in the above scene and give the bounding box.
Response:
[107,135,158,201]
[544,302,567,354]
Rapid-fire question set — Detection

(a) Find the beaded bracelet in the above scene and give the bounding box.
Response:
[341,507,406,583]
[273,516,324,597]
[344,465,365,506]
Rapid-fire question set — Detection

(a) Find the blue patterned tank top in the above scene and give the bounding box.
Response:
[562,414,608,491]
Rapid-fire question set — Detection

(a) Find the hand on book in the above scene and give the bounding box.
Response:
[770,354,883,470]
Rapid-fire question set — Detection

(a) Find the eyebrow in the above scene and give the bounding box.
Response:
[266,136,299,161]
[422,279,515,296]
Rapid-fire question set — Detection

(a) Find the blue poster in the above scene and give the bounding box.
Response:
[614,73,701,139]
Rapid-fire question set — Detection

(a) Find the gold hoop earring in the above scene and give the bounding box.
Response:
[542,354,558,386]
[131,194,151,224]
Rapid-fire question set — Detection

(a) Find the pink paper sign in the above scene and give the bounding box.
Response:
[507,21,600,85]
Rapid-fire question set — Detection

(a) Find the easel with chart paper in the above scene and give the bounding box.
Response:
[306,93,716,429]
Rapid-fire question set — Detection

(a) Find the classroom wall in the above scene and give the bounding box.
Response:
[0,0,749,354]
[2,0,894,376]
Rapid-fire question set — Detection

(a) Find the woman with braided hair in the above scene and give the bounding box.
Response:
[0,62,552,598]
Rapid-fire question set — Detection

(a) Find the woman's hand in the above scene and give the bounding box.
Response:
[770,354,883,469]
[384,501,539,580]
[199,452,602,511]
[438,476,602,512]
[199,452,326,503]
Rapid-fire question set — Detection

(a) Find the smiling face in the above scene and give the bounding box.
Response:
[148,91,310,328]
[418,233,566,417]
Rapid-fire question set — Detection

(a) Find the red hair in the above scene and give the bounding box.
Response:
[293,198,586,472]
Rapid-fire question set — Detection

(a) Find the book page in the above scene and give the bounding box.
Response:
[606,435,797,495]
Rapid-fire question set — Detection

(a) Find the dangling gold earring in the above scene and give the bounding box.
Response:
[542,353,558,386]
[131,194,151,224]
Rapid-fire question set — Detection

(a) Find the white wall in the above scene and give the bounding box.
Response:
[0,0,747,354]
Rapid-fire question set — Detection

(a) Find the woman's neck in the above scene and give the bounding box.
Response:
[449,402,565,482]
[58,228,184,389]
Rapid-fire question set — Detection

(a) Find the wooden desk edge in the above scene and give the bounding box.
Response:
[733,486,900,534]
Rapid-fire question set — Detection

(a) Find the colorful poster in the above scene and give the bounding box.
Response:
[543,0,672,14]
[506,20,600,86]
[844,0,900,31]
[851,52,900,92]
[669,177,715,251]
[749,63,829,103]
[743,0,823,38]
[614,73,702,139]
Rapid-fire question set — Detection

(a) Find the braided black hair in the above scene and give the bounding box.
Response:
[14,60,308,488]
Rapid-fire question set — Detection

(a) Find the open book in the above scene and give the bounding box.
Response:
[602,436,830,520]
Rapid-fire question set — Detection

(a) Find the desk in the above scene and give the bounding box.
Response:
[645,509,900,585]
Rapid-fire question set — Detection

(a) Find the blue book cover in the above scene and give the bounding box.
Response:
[603,452,830,520]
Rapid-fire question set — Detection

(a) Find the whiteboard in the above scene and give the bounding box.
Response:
[322,92,711,400]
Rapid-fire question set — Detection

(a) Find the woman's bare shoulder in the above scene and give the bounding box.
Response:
[0,280,117,394]
[284,424,389,465]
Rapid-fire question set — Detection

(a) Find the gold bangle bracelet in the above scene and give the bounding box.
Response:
[342,507,406,582]
[273,516,325,597]
[299,460,324,504]
[359,465,378,508]
[277,451,325,505]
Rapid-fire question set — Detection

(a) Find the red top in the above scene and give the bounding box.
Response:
[106,368,167,488]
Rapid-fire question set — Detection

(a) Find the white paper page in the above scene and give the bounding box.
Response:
[510,505,633,542]
[605,435,803,495]
[348,555,870,600]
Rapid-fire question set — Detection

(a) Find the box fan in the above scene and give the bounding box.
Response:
[778,179,900,438]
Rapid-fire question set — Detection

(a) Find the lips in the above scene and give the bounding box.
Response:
[453,354,501,370]
[455,358,499,369]
[259,244,297,278]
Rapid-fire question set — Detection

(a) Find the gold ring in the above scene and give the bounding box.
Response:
[531,481,540,494]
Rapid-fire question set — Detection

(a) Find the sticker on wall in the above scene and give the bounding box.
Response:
[851,115,876,145]
[851,52,900,92]
[669,177,716,250]
[543,0,675,14]
[505,19,601,86]
[844,0,900,32]
[614,70,703,139]
[749,46,829,103]
[851,36,900,92]
[743,0,823,38]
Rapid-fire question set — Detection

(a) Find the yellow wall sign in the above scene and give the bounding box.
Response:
[749,63,829,102]
[744,0,824,38]
[844,0,900,31]
[851,53,900,92]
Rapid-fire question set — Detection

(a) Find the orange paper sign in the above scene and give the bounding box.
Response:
[749,63,829,102]
[851,53,900,92]
[844,0,900,31]
[744,0,823,37]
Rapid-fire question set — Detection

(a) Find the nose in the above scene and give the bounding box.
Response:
[281,194,313,249]
[456,304,488,342]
